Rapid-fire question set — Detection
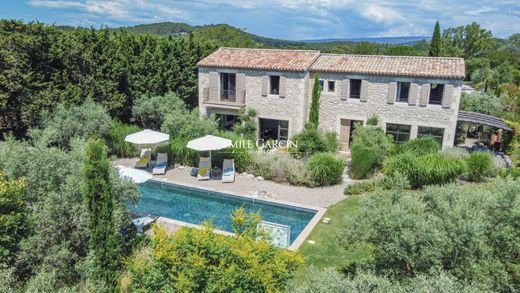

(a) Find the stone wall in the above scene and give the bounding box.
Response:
[198,67,309,136]
[314,73,463,148]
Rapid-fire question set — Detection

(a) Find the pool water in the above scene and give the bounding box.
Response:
[134,180,317,244]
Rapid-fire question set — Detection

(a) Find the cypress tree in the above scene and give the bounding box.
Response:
[309,75,322,127]
[83,139,119,287]
[429,21,442,57]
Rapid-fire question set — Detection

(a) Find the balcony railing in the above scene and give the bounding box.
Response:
[203,87,245,106]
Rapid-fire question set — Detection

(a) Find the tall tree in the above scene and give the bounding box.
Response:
[82,139,119,287]
[309,75,322,127]
[429,21,441,57]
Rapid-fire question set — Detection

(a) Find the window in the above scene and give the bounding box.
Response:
[386,123,411,145]
[396,82,410,103]
[220,73,236,101]
[418,126,444,146]
[429,83,444,105]
[270,75,280,95]
[328,81,335,92]
[259,118,289,141]
[319,79,324,90]
[350,79,361,99]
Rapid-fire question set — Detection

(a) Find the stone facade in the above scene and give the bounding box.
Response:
[314,73,462,148]
[198,64,463,149]
[198,67,310,136]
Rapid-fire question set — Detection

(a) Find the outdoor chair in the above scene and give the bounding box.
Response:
[222,159,235,183]
[197,157,211,180]
[135,149,151,169]
[152,153,168,175]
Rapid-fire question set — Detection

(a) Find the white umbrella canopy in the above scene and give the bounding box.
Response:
[186,135,232,151]
[125,129,169,148]
[116,165,153,183]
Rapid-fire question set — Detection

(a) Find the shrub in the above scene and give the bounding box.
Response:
[344,181,378,195]
[215,132,254,172]
[501,167,520,179]
[287,161,313,187]
[232,109,258,140]
[29,99,113,148]
[350,146,378,179]
[245,153,313,186]
[132,92,186,129]
[397,137,440,156]
[170,137,199,166]
[384,153,465,188]
[106,122,141,158]
[367,115,379,126]
[381,171,411,190]
[161,109,218,140]
[307,153,345,186]
[350,126,393,179]
[323,132,340,153]
[288,126,328,158]
[441,146,470,159]
[466,152,493,182]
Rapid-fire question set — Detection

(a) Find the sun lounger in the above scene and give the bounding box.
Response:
[135,149,151,169]
[197,157,211,180]
[222,159,235,183]
[152,153,168,175]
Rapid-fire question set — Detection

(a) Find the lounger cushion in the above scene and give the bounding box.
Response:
[223,167,234,176]
[154,162,168,169]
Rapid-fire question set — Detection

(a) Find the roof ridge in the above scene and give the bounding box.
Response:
[319,53,464,60]
[219,47,320,53]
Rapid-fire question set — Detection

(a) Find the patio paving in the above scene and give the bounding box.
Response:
[114,158,349,208]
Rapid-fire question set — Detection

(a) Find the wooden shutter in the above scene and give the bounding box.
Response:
[408,83,418,106]
[279,76,286,98]
[360,80,369,102]
[236,73,246,103]
[209,71,219,102]
[341,79,350,99]
[261,76,268,96]
[420,83,430,107]
[387,82,397,104]
[441,84,454,108]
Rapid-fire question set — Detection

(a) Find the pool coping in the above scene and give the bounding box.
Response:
[149,178,326,250]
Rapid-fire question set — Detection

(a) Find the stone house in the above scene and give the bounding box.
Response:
[197,47,465,149]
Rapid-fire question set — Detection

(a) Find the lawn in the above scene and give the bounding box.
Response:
[298,194,373,269]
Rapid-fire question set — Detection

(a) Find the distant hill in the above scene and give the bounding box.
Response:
[301,36,429,45]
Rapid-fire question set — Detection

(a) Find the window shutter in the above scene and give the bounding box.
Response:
[442,84,454,108]
[420,83,430,107]
[387,82,397,104]
[261,76,268,96]
[341,79,350,99]
[408,83,418,106]
[209,71,219,102]
[360,80,369,102]
[279,76,286,98]
[236,73,246,103]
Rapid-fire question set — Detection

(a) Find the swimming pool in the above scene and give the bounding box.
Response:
[134,180,319,245]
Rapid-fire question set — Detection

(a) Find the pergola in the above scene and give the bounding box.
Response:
[457,111,513,132]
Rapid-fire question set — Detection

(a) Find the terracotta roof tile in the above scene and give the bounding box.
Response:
[310,54,465,79]
[197,47,321,72]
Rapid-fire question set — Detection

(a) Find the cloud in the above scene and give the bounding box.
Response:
[359,3,405,24]
[464,6,498,16]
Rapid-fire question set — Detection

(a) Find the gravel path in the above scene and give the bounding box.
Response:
[114,158,349,208]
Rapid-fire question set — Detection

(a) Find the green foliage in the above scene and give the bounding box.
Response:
[289,125,338,158]
[397,137,440,157]
[106,122,141,158]
[501,167,520,179]
[366,115,379,126]
[441,146,470,159]
[123,219,303,291]
[0,20,211,138]
[350,126,393,179]
[132,92,187,130]
[0,138,139,290]
[0,172,28,267]
[344,180,378,195]
[465,152,493,182]
[29,99,113,148]
[231,108,258,140]
[338,180,520,291]
[384,153,466,188]
[246,153,313,186]
[460,92,502,115]
[307,153,345,186]
[82,139,119,287]
[442,22,495,58]
[161,108,218,139]
[380,171,411,191]
[309,75,322,126]
[170,137,199,166]
[429,21,442,57]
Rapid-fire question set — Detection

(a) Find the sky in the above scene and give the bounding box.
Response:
[0,0,519,40]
